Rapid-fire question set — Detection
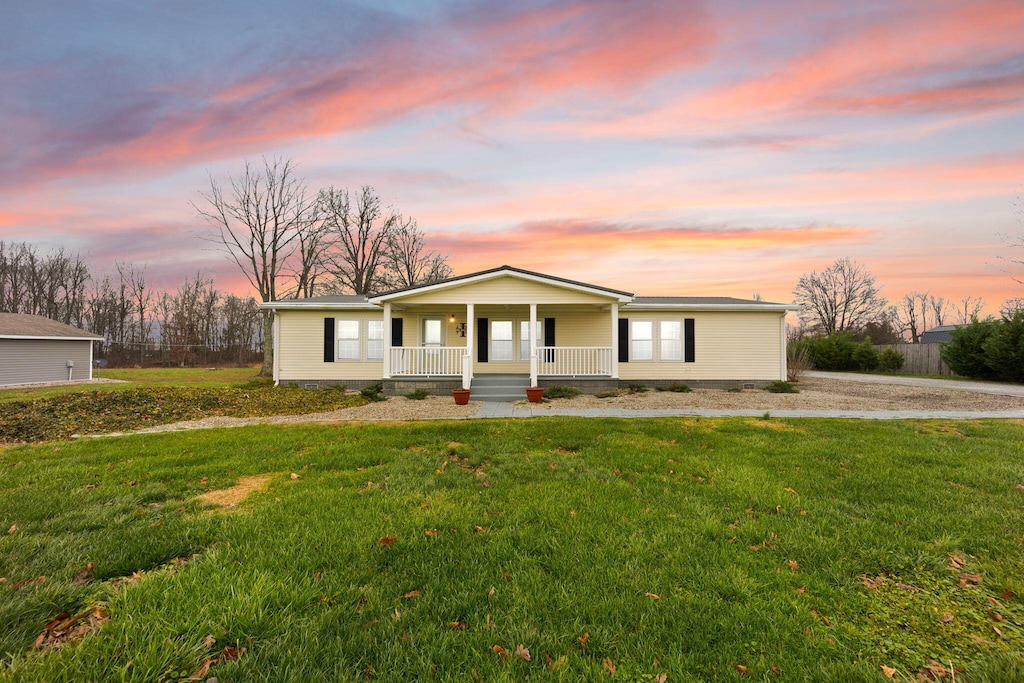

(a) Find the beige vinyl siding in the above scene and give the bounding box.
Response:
[392,277,614,306]
[618,311,784,381]
[276,309,383,381]
[0,339,93,386]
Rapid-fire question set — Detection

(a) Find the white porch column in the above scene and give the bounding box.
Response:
[464,303,474,390]
[610,303,619,379]
[529,303,538,387]
[382,302,391,379]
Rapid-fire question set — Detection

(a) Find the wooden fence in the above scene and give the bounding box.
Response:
[873,343,954,376]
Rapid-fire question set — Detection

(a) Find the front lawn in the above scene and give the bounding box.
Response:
[0,367,262,403]
[1,418,1022,681]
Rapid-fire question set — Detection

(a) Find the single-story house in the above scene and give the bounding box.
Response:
[0,313,103,387]
[262,265,798,398]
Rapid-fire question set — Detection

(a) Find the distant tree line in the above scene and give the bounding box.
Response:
[791,256,1010,344]
[195,156,453,375]
[0,240,263,367]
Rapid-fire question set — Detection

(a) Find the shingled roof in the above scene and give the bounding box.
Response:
[0,313,102,339]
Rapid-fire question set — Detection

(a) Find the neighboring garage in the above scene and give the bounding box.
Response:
[0,313,103,387]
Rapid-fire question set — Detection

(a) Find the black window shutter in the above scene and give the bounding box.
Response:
[391,318,403,347]
[618,318,629,363]
[324,318,335,362]
[543,317,555,362]
[684,318,695,363]
[477,318,488,363]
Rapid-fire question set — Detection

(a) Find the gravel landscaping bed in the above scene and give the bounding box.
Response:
[124,376,1023,435]
[526,376,1023,412]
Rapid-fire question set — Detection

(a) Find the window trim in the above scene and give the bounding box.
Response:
[629,319,654,362]
[336,319,361,362]
[659,319,683,362]
[366,319,384,360]
[519,320,542,360]
[490,319,514,362]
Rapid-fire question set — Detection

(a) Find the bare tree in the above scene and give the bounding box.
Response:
[792,257,888,335]
[320,186,398,296]
[382,217,453,290]
[194,156,318,375]
[955,295,985,324]
[895,293,923,342]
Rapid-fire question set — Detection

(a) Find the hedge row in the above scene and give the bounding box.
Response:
[940,311,1024,383]
[791,332,904,372]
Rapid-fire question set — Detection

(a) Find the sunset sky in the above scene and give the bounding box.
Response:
[3,0,1024,313]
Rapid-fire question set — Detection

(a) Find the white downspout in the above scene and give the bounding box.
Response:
[780,314,788,381]
[272,309,281,386]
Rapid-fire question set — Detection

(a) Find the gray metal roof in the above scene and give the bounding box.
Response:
[920,324,963,344]
[0,313,103,339]
[286,294,370,304]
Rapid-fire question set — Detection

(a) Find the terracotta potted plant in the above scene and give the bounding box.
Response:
[452,388,471,405]
[525,387,545,403]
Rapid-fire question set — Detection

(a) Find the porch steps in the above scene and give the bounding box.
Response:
[470,374,531,402]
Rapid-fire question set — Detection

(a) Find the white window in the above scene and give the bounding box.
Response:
[491,320,513,361]
[366,320,384,360]
[660,320,682,361]
[422,318,442,347]
[519,321,541,360]
[630,320,653,361]
[337,320,360,360]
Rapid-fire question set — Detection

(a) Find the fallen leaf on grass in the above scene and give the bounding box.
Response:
[787,560,800,572]
[655,674,668,683]
[578,632,589,651]
[202,633,217,648]
[378,535,397,547]
[488,586,495,601]
[969,634,994,645]
[1002,589,1017,600]
[1016,484,1024,491]
[603,658,617,674]
[862,575,885,589]
[947,552,966,570]
[941,612,954,623]
[881,665,897,678]
[545,653,567,671]
[771,664,781,675]
[290,473,300,480]
[424,528,439,537]
[402,591,422,599]
[191,645,246,679]
[735,664,750,674]
[783,487,798,495]
[923,660,948,678]
[448,621,468,630]
[514,644,531,662]
[988,610,1004,623]
[33,605,109,650]
[645,592,661,601]
[958,573,982,586]
[473,526,485,533]
[7,524,17,535]
[994,625,1005,638]
[71,563,94,585]
[810,609,832,626]
[491,644,508,660]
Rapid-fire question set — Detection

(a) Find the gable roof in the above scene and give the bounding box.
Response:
[368,265,633,303]
[0,313,103,340]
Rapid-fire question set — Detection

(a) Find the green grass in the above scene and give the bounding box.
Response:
[2,418,1023,681]
[0,367,262,403]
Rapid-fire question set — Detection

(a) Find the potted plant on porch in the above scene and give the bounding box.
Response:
[452,388,471,405]
[525,386,545,403]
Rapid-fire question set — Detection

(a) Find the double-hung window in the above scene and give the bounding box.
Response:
[660,320,682,361]
[337,320,360,360]
[366,320,384,360]
[491,321,513,361]
[630,320,653,361]
[519,321,541,360]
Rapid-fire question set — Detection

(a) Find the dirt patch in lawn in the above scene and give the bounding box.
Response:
[198,474,275,509]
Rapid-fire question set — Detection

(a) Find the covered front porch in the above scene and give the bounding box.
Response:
[381,301,621,390]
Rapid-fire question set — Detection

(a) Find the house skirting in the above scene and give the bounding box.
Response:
[279,378,382,391]
[538,378,772,391]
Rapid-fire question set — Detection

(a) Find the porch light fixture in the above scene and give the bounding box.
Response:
[449,313,457,323]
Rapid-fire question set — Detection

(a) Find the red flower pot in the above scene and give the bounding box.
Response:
[525,387,544,403]
[452,388,471,405]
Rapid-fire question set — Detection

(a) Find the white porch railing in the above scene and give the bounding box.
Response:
[390,347,464,376]
[537,346,612,376]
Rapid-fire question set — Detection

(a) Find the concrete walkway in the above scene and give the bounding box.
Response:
[469,403,1024,420]
[804,371,1024,398]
